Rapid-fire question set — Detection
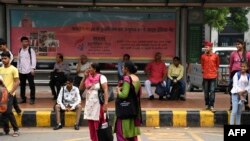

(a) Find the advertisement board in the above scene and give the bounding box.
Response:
[9,8,176,60]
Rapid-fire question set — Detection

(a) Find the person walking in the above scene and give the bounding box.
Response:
[115,61,142,141]
[81,63,109,141]
[0,39,21,114]
[230,61,250,125]
[201,41,220,112]
[0,51,20,137]
[17,36,36,104]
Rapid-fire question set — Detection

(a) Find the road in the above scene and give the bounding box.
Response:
[0,127,223,141]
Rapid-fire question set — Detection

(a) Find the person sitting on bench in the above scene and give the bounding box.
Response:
[166,56,186,100]
[49,53,70,100]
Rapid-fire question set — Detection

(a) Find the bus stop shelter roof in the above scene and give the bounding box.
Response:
[0,0,250,7]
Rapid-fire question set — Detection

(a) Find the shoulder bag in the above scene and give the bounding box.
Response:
[115,76,139,119]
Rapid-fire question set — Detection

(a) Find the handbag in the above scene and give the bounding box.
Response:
[98,75,105,105]
[115,76,139,119]
[97,112,114,141]
[155,80,167,96]
[0,87,8,113]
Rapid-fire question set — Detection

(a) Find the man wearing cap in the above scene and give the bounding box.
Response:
[201,41,220,112]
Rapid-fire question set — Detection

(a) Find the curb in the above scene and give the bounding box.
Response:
[1,110,250,127]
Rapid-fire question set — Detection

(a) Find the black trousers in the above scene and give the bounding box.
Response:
[49,74,66,99]
[13,95,21,113]
[19,73,36,101]
[1,95,19,133]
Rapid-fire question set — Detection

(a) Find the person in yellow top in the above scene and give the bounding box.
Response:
[0,51,20,137]
[166,56,186,100]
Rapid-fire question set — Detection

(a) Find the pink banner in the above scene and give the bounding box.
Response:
[11,20,176,59]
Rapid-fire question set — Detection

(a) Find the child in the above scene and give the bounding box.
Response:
[230,61,250,125]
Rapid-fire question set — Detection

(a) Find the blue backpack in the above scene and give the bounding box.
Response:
[236,71,250,81]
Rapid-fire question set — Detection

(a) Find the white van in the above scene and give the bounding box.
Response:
[186,47,237,91]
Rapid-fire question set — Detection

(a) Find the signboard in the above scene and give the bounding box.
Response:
[9,8,177,60]
[187,25,203,63]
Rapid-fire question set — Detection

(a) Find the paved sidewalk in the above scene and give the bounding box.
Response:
[17,86,231,110]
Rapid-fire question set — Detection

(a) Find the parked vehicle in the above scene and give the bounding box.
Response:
[186,47,237,92]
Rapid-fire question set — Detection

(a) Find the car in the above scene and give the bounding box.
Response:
[186,47,237,92]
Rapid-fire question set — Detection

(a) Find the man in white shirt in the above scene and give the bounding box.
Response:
[53,76,82,130]
[17,36,37,105]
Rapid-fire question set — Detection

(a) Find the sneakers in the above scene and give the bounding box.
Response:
[74,124,80,130]
[210,106,216,112]
[12,131,19,137]
[149,95,154,100]
[53,124,63,130]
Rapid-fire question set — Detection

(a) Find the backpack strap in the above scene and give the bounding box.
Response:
[19,47,32,65]
[237,71,250,81]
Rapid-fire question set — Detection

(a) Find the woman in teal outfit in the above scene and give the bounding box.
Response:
[115,61,142,141]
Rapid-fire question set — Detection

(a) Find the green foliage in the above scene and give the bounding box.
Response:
[229,7,249,32]
[204,8,229,31]
[205,7,249,32]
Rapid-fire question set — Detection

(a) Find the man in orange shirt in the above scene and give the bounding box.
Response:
[201,41,220,112]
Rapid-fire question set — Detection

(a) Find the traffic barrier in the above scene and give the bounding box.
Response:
[1,110,250,127]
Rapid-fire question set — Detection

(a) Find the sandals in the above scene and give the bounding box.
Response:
[12,131,19,137]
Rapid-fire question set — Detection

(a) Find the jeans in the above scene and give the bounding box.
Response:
[166,79,185,96]
[19,73,36,101]
[1,94,19,133]
[203,78,216,107]
[230,93,243,125]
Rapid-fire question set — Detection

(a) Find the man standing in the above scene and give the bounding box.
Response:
[17,36,36,104]
[144,52,167,100]
[201,41,220,112]
[0,51,20,137]
[0,38,21,114]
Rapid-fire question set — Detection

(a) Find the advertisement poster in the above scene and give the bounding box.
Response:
[9,9,176,60]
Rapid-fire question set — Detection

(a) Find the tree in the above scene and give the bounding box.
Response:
[204,8,229,32]
[229,7,249,32]
[204,7,249,32]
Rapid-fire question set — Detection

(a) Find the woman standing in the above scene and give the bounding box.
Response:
[229,39,250,111]
[81,63,109,141]
[115,61,142,141]
[230,62,250,125]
